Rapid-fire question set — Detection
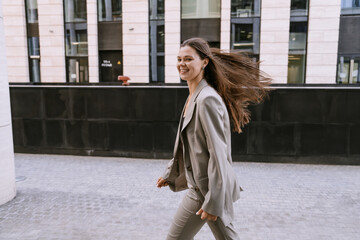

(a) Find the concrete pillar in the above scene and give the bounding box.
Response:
[87,0,99,83]
[122,0,149,83]
[220,0,231,51]
[37,0,66,82]
[164,0,180,83]
[2,0,29,83]
[0,0,17,206]
[259,0,291,84]
[306,0,341,84]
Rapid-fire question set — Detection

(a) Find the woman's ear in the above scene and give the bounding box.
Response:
[203,58,209,68]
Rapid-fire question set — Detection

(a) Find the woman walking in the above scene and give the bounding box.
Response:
[157,38,271,239]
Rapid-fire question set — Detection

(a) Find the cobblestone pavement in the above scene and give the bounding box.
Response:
[0,154,359,240]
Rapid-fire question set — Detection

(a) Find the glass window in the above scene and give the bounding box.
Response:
[341,0,360,15]
[26,0,38,23]
[67,58,89,83]
[288,55,306,84]
[337,56,360,84]
[98,0,122,22]
[231,0,260,18]
[64,0,87,22]
[25,0,40,82]
[288,22,307,52]
[150,0,164,20]
[291,0,309,16]
[288,21,308,84]
[232,24,254,51]
[65,23,88,56]
[182,0,220,19]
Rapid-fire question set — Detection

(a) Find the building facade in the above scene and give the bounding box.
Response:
[2,0,360,84]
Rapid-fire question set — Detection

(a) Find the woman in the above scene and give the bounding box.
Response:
[156,38,271,240]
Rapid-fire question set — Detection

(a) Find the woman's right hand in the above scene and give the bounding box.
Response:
[156,177,168,188]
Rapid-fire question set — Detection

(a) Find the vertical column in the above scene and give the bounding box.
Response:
[306,0,341,84]
[164,0,180,83]
[260,0,291,84]
[37,0,66,82]
[87,0,99,83]
[3,0,29,83]
[0,0,16,205]
[122,0,149,83]
[220,0,231,51]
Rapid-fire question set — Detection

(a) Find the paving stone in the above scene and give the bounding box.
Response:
[0,154,359,240]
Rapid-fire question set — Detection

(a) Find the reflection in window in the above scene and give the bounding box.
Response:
[288,0,308,84]
[231,0,260,18]
[98,0,122,22]
[65,23,88,56]
[150,0,165,82]
[67,58,89,83]
[64,0,88,82]
[291,0,309,16]
[288,22,307,52]
[341,0,360,15]
[230,0,260,60]
[233,24,254,51]
[25,0,40,82]
[337,56,360,84]
[64,0,87,22]
[150,0,164,19]
[182,0,220,19]
[288,22,307,83]
[26,0,38,23]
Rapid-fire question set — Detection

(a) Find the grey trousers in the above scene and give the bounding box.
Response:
[166,189,239,240]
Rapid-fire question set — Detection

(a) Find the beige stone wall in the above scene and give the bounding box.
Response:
[260,0,291,84]
[164,0,180,83]
[306,0,341,84]
[2,0,29,83]
[122,0,149,83]
[0,0,16,206]
[87,0,99,83]
[220,0,231,51]
[37,0,66,82]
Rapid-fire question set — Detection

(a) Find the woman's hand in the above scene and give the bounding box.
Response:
[196,208,217,221]
[156,177,169,188]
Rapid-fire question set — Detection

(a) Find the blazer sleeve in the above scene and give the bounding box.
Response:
[198,95,228,217]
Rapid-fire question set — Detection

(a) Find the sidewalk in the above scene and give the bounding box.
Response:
[0,154,359,240]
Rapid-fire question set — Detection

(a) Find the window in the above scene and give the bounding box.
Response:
[287,0,308,84]
[231,0,260,60]
[149,0,165,82]
[337,3,360,83]
[181,0,221,48]
[64,0,88,83]
[341,0,360,15]
[231,0,260,17]
[98,0,123,82]
[25,0,41,82]
[337,56,360,84]
[182,0,220,19]
[98,0,122,22]
[290,0,309,16]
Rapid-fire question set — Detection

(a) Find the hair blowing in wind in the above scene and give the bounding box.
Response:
[181,38,272,133]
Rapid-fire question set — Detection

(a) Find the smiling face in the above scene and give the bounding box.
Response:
[177,46,208,83]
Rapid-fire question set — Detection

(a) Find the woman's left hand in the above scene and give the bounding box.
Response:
[196,208,217,221]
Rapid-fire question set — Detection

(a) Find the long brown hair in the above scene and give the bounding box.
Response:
[181,38,271,133]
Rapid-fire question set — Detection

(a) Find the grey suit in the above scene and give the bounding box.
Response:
[163,79,242,239]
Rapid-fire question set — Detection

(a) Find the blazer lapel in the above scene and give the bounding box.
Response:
[181,79,208,132]
[172,101,187,156]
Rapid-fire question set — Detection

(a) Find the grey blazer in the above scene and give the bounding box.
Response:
[163,79,241,226]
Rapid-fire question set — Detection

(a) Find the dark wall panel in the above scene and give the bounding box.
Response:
[9,86,360,164]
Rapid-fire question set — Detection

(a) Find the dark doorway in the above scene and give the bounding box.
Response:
[99,51,123,82]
